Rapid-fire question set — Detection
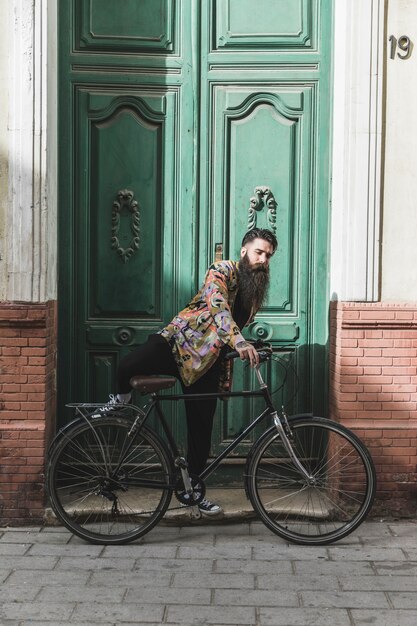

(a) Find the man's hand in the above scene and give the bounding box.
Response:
[235,341,259,367]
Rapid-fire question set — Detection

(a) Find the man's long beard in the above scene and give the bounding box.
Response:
[237,254,270,313]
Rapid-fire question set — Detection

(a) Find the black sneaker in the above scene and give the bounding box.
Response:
[94,394,122,416]
[198,497,223,516]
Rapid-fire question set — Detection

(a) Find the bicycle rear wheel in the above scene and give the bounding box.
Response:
[46,417,174,544]
[246,416,376,545]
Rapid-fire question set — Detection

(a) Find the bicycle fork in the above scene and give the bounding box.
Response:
[272,412,315,482]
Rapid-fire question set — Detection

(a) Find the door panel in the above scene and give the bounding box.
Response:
[214,0,316,50]
[75,0,176,52]
[59,1,332,468]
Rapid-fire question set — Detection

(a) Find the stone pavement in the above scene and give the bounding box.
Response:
[1,513,417,626]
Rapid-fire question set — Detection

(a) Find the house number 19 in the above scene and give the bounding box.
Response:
[389,35,413,60]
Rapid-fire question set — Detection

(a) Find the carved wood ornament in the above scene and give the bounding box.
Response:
[247,186,277,234]
[111,189,140,263]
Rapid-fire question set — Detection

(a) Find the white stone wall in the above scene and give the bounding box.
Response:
[381,0,417,301]
[0,2,9,301]
[0,0,57,303]
[330,0,384,302]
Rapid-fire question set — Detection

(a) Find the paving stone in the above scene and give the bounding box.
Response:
[0,526,43,532]
[328,546,406,561]
[5,569,90,587]
[72,602,164,623]
[166,605,256,625]
[355,521,397,538]
[19,623,112,626]
[0,531,71,544]
[399,548,417,560]
[214,589,299,607]
[0,584,40,602]
[172,572,255,589]
[388,592,417,609]
[124,586,211,605]
[373,561,417,575]
[37,584,126,603]
[215,558,293,574]
[259,607,351,625]
[28,543,103,557]
[90,570,172,587]
[134,557,214,572]
[103,544,177,558]
[177,544,252,559]
[56,556,134,571]
[0,602,75,621]
[340,574,417,592]
[293,560,375,576]
[0,556,59,570]
[387,522,417,535]
[0,543,31,556]
[351,609,417,625]
[253,545,329,561]
[257,573,340,591]
[0,569,11,583]
[301,590,389,609]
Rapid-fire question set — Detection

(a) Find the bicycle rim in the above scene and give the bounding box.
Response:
[247,417,376,545]
[47,418,173,544]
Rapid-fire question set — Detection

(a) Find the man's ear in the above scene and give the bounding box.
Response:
[240,247,247,258]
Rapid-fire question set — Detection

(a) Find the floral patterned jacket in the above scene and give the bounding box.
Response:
[159,260,248,390]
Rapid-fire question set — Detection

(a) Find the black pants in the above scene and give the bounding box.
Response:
[117,334,220,476]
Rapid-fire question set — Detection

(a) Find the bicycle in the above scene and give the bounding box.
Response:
[46,343,376,546]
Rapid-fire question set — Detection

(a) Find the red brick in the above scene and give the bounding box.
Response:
[21,347,47,357]
[362,367,382,375]
[365,330,383,339]
[1,393,28,402]
[340,357,358,366]
[360,358,393,366]
[391,393,411,402]
[28,357,47,366]
[391,411,412,419]
[357,393,379,402]
[358,376,393,384]
[2,384,21,393]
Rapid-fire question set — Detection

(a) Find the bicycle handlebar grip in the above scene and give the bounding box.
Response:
[224,344,272,362]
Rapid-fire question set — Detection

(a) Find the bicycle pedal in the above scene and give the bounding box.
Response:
[190,506,202,520]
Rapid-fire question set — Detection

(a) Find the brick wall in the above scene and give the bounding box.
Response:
[330,302,417,516]
[0,302,57,524]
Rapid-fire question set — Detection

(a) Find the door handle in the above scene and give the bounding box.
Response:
[214,242,223,262]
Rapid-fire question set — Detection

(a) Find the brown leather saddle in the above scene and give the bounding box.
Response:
[129,375,176,394]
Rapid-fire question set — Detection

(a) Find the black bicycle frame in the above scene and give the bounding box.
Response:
[142,383,277,481]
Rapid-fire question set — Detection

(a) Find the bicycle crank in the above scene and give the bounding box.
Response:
[174,474,206,506]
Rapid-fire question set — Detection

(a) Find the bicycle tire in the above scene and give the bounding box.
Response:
[245,416,376,545]
[46,417,174,544]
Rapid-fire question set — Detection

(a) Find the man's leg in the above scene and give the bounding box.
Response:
[117,334,178,394]
[182,366,220,476]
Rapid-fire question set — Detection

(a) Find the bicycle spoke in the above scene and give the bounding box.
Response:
[47,419,173,544]
[247,418,375,545]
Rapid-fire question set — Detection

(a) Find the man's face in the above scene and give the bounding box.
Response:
[240,238,274,270]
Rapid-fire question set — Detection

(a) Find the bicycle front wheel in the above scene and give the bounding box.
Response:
[246,416,376,545]
[46,417,174,544]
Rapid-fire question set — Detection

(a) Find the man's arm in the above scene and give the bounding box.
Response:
[202,263,245,349]
[202,263,260,366]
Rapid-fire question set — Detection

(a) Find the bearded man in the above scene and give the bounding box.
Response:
[103,228,277,515]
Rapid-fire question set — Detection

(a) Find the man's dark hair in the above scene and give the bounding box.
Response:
[241,228,278,252]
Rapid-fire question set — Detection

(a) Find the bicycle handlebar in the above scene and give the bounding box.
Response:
[224,342,273,363]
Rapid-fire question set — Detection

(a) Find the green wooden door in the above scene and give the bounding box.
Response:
[58,1,332,464]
